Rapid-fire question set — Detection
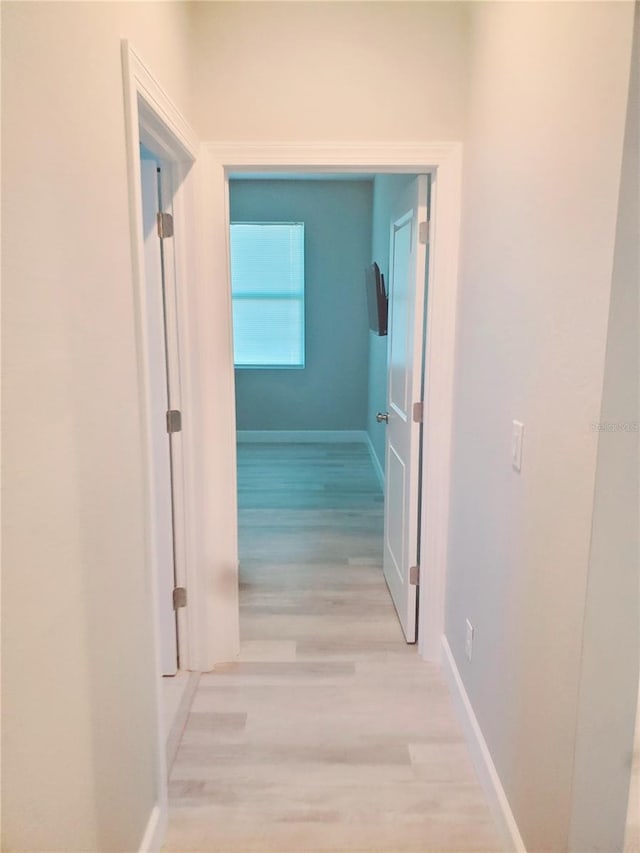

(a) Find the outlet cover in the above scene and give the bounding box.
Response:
[512,420,524,472]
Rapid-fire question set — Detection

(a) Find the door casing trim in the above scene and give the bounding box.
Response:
[203,140,463,664]
[122,40,202,851]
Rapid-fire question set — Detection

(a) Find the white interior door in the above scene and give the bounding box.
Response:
[382,175,429,643]
[140,156,178,675]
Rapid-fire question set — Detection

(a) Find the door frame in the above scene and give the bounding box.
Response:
[204,141,463,663]
[138,155,181,675]
[383,174,429,644]
[122,41,203,849]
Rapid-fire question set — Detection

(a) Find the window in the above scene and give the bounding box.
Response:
[230,222,305,368]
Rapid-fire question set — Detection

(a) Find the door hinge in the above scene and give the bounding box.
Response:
[409,565,420,586]
[157,212,174,239]
[166,409,182,434]
[419,220,430,245]
[412,401,424,423]
[173,587,187,609]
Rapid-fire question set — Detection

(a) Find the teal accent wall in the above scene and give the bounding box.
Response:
[367,175,418,474]
[230,180,373,431]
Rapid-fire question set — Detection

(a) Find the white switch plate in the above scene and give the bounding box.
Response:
[465,619,474,662]
[512,420,524,472]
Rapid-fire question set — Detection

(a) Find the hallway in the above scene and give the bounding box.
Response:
[165,443,501,851]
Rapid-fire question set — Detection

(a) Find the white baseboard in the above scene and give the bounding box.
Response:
[364,432,385,491]
[138,803,166,853]
[166,671,200,771]
[237,430,368,444]
[442,636,527,853]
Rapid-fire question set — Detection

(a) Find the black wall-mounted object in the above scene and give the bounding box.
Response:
[365,262,388,336]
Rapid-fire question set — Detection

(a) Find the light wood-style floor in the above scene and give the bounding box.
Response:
[165,442,501,852]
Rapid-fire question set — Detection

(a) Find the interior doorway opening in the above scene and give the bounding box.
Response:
[122,49,204,821]
[139,146,180,677]
[226,172,430,652]
[137,144,200,770]
[182,139,463,671]
[136,133,198,769]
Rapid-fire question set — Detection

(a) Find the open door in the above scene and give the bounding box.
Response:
[381,175,429,643]
[140,155,179,675]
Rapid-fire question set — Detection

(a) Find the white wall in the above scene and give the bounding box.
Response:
[191,1,469,141]
[445,3,635,851]
[569,7,639,848]
[2,3,195,850]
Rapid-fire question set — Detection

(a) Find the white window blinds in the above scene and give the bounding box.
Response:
[230,222,305,368]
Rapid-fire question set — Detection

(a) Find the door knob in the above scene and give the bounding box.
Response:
[376,412,389,423]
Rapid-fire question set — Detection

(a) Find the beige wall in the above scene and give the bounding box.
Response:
[569,6,639,848]
[1,3,195,850]
[445,2,635,851]
[191,1,469,141]
[3,2,637,851]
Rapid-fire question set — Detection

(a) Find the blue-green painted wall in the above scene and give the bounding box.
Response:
[230,180,373,431]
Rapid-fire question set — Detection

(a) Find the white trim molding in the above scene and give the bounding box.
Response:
[207,141,463,173]
[122,40,204,853]
[166,672,201,771]
[123,45,198,163]
[417,142,463,663]
[364,432,385,491]
[204,141,463,668]
[122,40,211,672]
[442,636,527,853]
[137,804,166,853]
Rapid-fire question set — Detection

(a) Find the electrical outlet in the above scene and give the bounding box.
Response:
[512,420,524,472]
[465,619,474,662]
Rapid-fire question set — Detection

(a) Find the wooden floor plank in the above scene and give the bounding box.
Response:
[165,442,501,852]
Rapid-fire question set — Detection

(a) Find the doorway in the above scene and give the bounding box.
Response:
[227,172,430,649]
[139,147,180,677]
[202,143,462,665]
[138,146,200,765]
[137,137,199,764]
[122,46,204,820]
[228,175,384,657]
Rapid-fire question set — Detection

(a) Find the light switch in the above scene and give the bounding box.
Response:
[465,619,474,661]
[512,420,524,472]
